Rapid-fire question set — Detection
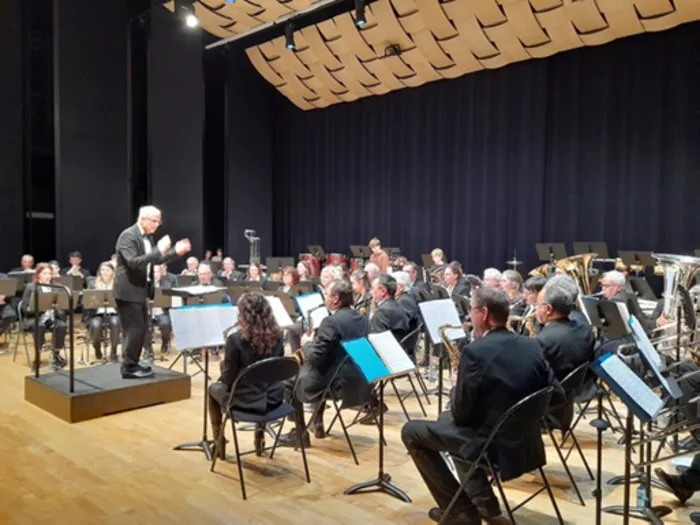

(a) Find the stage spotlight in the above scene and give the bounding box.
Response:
[354,0,366,27]
[285,24,296,50]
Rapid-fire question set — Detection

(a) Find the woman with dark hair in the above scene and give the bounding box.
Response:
[245,263,266,288]
[21,262,68,367]
[296,261,312,281]
[443,261,469,297]
[280,266,300,295]
[350,269,372,315]
[208,292,284,457]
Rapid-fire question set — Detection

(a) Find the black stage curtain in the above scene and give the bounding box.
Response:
[272,23,700,273]
[53,0,129,271]
[148,8,204,269]
[0,0,25,271]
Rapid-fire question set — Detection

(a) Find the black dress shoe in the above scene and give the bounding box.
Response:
[139,363,153,372]
[655,468,694,504]
[278,429,311,448]
[428,506,480,524]
[122,368,155,379]
[690,511,700,523]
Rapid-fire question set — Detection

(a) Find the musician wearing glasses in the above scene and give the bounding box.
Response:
[62,250,90,283]
[12,254,35,273]
[600,271,659,333]
[401,288,564,524]
[370,275,409,342]
[219,257,243,282]
[403,261,430,297]
[482,268,502,289]
[84,262,120,362]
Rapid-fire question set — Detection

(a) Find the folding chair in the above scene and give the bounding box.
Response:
[13,300,32,367]
[210,356,311,500]
[541,362,594,507]
[442,386,564,525]
[387,323,429,420]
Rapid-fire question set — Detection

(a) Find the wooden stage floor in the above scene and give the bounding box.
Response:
[0,341,698,524]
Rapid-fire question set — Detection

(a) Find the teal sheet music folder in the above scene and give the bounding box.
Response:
[342,338,390,383]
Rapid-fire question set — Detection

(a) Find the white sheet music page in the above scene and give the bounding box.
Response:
[173,285,226,296]
[629,315,663,370]
[419,299,466,345]
[600,354,663,420]
[615,301,631,329]
[309,306,329,329]
[171,305,232,349]
[663,267,677,315]
[265,295,295,328]
[369,331,415,375]
[296,292,325,321]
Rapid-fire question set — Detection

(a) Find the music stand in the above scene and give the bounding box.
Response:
[54,275,83,291]
[81,289,117,364]
[385,247,401,256]
[357,246,372,258]
[574,242,609,259]
[535,243,567,263]
[0,278,17,355]
[629,277,657,301]
[307,245,325,259]
[262,280,282,291]
[266,257,294,274]
[350,246,365,258]
[209,261,222,274]
[9,271,34,293]
[618,251,656,271]
[420,254,433,267]
[262,290,298,318]
[178,274,195,286]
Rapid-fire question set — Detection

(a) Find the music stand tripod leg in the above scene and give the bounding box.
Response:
[343,381,412,503]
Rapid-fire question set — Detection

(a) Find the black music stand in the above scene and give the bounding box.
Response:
[262,280,283,291]
[629,277,658,300]
[350,245,365,258]
[266,257,294,275]
[535,243,567,263]
[618,251,656,272]
[385,247,401,256]
[178,274,196,286]
[420,254,434,267]
[574,241,610,259]
[307,245,325,259]
[54,275,83,291]
[81,289,117,364]
[8,271,35,294]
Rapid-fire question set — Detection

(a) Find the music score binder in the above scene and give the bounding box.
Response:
[592,353,664,423]
[342,331,416,383]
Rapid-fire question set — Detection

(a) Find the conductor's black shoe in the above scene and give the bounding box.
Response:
[428,506,481,524]
[138,363,153,373]
[122,368,155,379]
[278,429,311,449]
[655,468,694,504]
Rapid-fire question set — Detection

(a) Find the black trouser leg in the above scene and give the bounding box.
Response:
[108,315,120,352]
[284,379,307,433]
[88,317,104,355]
[116,300,147,372]
[157,314,172,350]
[53,320,67,349]
[681,453,700,490]
[208,382,228,458]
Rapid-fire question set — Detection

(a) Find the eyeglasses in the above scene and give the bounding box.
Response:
[144,217,162,225]
[534,301,550,308]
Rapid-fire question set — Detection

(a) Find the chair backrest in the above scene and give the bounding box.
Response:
[231,356,299,393]
[559,361,590,395]
[486,386,554,447]
[400,322,424,355]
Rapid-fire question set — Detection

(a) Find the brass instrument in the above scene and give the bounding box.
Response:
[438,324,467,372]
[554,252,597,297]
[507,307,537,337]
[294,305,323,364]
[652,253,700,325]
[529,263,550,279]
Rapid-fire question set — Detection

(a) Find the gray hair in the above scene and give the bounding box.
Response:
[603,270,626,287]
[138,205,161,220]
[364,262,380,279]
[320,265,342,281]
[501,269,523,289]
[392,270,411,290]
[483,268,502,281]
[548,274,579,301]
[542,276,576,316]
[198,262,212,274]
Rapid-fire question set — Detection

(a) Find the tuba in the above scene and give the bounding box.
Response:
[555,253,597,297]
[529,263,550,279]
[652,253,700,325]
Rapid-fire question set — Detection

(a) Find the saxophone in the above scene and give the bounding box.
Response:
[438,324,467,372]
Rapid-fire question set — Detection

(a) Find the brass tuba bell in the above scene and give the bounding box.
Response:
[554,253,597,297]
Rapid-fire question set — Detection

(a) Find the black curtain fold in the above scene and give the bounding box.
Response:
[271,23,700,273]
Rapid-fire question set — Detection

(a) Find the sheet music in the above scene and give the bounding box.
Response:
[342,338,390,383]
[170,304,238,350]
[577,295,591,325]
[419,299,466,345]
[663,267,677,315]
[598,354,663,420]
[629,316,662,370]
[265,295,295,328]
[295,292,325,322]
[615,301,630,328]
[172,285,226,296]
[309,306,329,329]
[369,331,415,375]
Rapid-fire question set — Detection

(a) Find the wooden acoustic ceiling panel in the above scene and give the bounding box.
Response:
[189,0,700,110]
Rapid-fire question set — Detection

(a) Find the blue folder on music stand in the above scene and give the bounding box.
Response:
[342,338,390,384]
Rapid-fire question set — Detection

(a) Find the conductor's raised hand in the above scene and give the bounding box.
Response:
[175,239,192,256]
[157,235,172,256]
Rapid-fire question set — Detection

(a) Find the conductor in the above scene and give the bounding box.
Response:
[114,206,191,379]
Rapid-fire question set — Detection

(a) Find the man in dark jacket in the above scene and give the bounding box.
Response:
[370,274,409,342]
[401,287,564,524]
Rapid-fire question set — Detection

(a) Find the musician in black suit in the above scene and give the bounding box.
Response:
[602,270,659,333]
[393,271,419,330]
[219,257,244,282]
[370,274,409,342]
[114,206,191,379]
[401,288,564,524]
[61,250,91,285]
[159,264,179,288]
[0,273,18,339]
[518,276,547,336]
[208,292,285,458]
[443,262,470,298]
[403,262,430,297]
[279,279,371,447]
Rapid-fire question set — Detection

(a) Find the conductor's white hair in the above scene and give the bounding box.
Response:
[392,271,411,290]
[483,268,502,281]
[604,270,626,287]
[138,205,161,219]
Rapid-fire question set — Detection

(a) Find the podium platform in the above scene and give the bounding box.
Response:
[24,364,191,423]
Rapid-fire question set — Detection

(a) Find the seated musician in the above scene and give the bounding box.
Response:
[370,275,409,342]
[465,274,482,293]
[245,263,266,287]
[403,261,430,297]
[62,250,91,284]
[350,269,372,315]
[430,249,447,284]
[12,254,35,273]
[364,262,381,283]
[208,292,284,458]
[401,288,565,524]
[84,262,120,361]
[146,264,176,355]
[280,266,300,295]
[279,279,371,447]
[501,270,526,317]
[0,274,18,339]
[319,265,341,295]
[181,256,199,276]
[391,255,407,273]
[601,270,659,333]
[482,268,502,289]
[656,457,700,510]
[296,261,312,281]
[393,270,420,337]
[368,237,390,274]
[194,262,224,287]
[48,260,61,279]
[211,248,224,263]
[519,276,546,335]
[21,263,68,367]
[443,262,469,297]
[219,257,244,282]
[203,249,213,262]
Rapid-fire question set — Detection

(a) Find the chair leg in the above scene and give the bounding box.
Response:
[390,379,411,421]
[333,398,359,465]
[487,457,516,524]
[407,374,428,417]
[565,430,594,481]
[538,467,564,525]
[230,419,247,500]
[414,370,432,405]
[547,427,585,506]
[270,418,286,460]
[296,418,311,483]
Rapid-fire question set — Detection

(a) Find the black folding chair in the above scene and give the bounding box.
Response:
[442,386,564,525]
[13,299,33,367]
[210,356,310,500]
[541,362,594,507]
[387,323,429,420]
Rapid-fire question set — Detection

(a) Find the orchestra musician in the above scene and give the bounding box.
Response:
[429,249,447,283]
[113,206,190,379]
[194,262,224,287]
[246,263,266,287]
[62,251,91,284]
[279,279,371,447]
[296,261,312,281]
[370,275,409,343]
[203,249,213,261]
[211,248,224,263]
[443,262,470,297]
[364,262,381,283]
[393,271,420,350]
[280,266,300,296]
[600,270,659,333]
[208,292,284,458]
[403,261,430,298]
[401,288,565,524]
[319,265,342,295]
[12,254,35,273]
[219,257,244,282]
[159,263,178,288]
[501,270,526,317]
[21,263,68,368]
[519,276,546,335]
[350,270,371,314]
[181,257,199,276]
[48,260,61,279]
[146,264,176,356]
[482,268,502,288]
[368,238,390,274]
[84,262,120,362]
